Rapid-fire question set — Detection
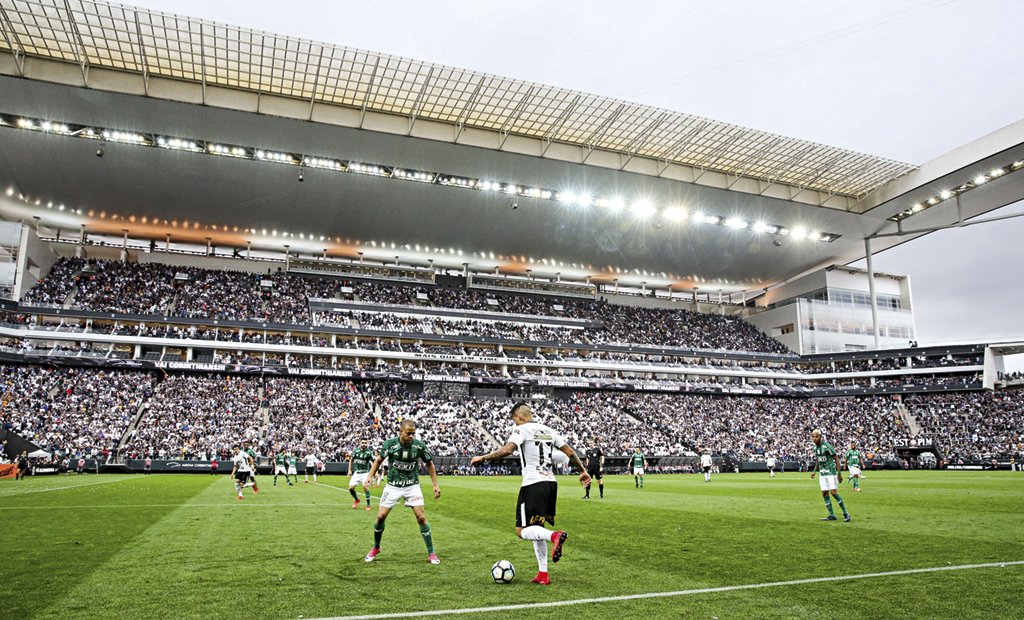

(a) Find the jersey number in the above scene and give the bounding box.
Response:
[535,441,552,469]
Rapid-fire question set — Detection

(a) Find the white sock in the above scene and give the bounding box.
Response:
[519,525,551,541]
[313,473,317,482]
[533,540,549,572]
[235,484,241,495]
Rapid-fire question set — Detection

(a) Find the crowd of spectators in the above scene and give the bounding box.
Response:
[2,361,1022,463]
[905,390,1024,462]
[23,258,791,354]
[0,365,155,457]
[121,374,263,459]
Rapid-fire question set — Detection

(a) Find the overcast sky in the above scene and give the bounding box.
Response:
[129,0,1024,362]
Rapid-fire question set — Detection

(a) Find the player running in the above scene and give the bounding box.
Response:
[470,401,590,586]
[348,439,375,510]
[811,429,851,522]
[845,442,863,492]
[230,445,258,500]
[701,450,713,483]
[363,420,441,565]
[583,441,604,499]
[766,455,777,478]
[304,451,318,484]
[243,444,259,489]
[631,447,647,488]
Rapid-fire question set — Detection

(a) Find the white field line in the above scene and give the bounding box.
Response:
[0,503,348,510]
[313,561,1024,620]
[316,480,377,501]
[0,475,137,496]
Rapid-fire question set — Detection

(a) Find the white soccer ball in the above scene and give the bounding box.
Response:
[491,559,515,583]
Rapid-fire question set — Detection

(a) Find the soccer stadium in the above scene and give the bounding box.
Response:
[1,1,1022,618]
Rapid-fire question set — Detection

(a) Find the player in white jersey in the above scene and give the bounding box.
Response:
[304,452,318,483]
[701,451,713,482]
[766,455,777,478]
[471,401,590,586]
[230,445,256,500]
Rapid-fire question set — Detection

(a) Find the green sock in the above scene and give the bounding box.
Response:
[853,478,860,489]
[824,497,835,516]
[640,476,644,487]
[420,522,434,554]
[365,489,371,504]
[835,495,848,516]
[373,521,385,549]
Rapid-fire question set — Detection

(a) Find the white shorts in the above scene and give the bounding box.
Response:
[818,474,838,492]
[287,466,298,475]
[349,472,369,488]
[849,466,862,477]
[274,465,287,475]
[634,467,645,476]
[379,483,424,508]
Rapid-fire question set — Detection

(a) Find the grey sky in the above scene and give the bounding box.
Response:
[128,0,1024,359]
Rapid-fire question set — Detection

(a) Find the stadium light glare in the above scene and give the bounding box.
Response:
[691,212,706,224]
[702,214,721,225]
[751,221,770,233]
[630,200,656,217]
[724,217,747,229]
[973,175,987,185]
[791,227,808,240]
[990,168,1004,177]
[5,187,12,196]
[576,194,593,207]
[939,190,952,200]
[663,206,687,221]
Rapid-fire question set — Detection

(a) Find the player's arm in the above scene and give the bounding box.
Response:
[470,442,517,466]
[834,452,843,483]
[599,454,604,469]
[426,460,441,499]
[558,444,591,486]
[346,454,353,476]
[364,455,384,489]
[810,453,816,477]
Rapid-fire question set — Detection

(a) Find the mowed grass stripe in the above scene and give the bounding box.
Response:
[0,474,214,619]
[4,472,1022,619]
[0,474,137,497]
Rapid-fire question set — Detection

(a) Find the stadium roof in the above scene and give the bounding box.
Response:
[0,0,916,202]
[0,0,1022,295]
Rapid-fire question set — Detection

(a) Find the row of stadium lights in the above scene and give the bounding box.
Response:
[1,184,730,282]
[4,181,743,283]
[3,114,843,244]
[889,161,1024,222]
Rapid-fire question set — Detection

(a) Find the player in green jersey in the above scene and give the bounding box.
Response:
[363,420,441,565]
[242,444,259,491]
[287,453,299,485]
[273,451,292,486]
[631,448,647,488]
[810,429,850,522]
[844,442,863,492]
[348,438,376,510]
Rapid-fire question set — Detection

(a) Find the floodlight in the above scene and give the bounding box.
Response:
[791,227,808,240]
[724,217,747,229]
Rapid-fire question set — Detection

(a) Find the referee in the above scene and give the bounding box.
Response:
[583,441,604,499]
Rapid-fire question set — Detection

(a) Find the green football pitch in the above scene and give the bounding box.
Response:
[1,471,1021,619]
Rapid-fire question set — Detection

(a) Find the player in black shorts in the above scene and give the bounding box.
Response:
[582,441,604,499]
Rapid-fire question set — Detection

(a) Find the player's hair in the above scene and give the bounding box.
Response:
[399,418,416,429]
[509,400,529,418]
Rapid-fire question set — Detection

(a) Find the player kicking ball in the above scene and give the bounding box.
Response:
[470,401,590,585]
[811,429,851,522]
[363,420,441,565]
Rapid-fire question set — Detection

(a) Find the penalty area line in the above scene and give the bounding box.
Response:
[313,560,1024,620]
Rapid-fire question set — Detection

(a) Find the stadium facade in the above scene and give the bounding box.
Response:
[1,1,1022,470]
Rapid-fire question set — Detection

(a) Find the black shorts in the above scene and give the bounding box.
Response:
[702,465,711,473]
[306,465,315,473]
[516,481,557,528]
[235,471,250,484]
[587,468,603,480]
